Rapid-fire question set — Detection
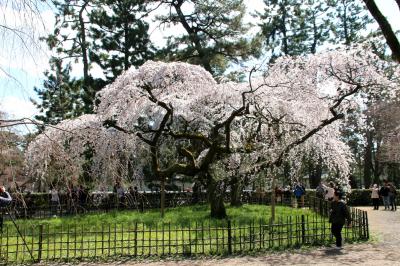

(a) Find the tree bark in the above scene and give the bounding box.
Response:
[270,175,277,223]
[172,1,213,74]
[309,159,322,189]
[363,129,373,188]
[207,177,227,219]
[230,176,242,207]
[191,181,201,204]
[362,0,400,63]
[160,176,165,217]
[78,1,90,87]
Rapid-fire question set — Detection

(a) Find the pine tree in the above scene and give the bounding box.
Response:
[31,58,84,127]
[327,0,373,45]
[43,0,98,114]
[156,0,260,77]
[259,0,333,59]
[89,0,155,81]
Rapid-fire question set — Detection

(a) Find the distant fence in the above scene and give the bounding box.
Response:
[7,189,400,220]
[6,191,295,220]
[0,196,369,264]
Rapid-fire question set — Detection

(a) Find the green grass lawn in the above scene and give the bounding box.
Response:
[0,204,361,264]
[8,204,316,229]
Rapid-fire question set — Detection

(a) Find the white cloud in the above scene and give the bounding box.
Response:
[0,96,38,119]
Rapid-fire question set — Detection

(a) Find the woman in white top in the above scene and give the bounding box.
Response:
[371,184,380,210]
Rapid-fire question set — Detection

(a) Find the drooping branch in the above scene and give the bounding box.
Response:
[273,113,345,168]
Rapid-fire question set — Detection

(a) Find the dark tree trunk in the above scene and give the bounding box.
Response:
[363,0,400,63]
[160,176,165,217]
[191,181,201,204]
[172,1,213,74]
[309,159,322,189]
[78,1,90,87]
[363,130,373,188]
[230,176,242,207]
[207,178,227,219]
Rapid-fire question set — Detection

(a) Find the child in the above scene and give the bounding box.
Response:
[329,190,351,249]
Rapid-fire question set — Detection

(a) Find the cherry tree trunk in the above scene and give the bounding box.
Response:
[270,175,277,223]
[230,176,242,207]
[160,177,165,217]
[207,178,227,219]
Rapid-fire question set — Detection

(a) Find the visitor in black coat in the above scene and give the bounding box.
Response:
[329,190,351,249]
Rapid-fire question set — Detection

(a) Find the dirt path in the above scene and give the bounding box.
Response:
[81,207,400,266]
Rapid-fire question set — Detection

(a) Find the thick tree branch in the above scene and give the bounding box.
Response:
[168,132,212,147]
[363,0,400,63]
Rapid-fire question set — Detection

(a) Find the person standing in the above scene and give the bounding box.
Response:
[380,181,390,210]
[50,187,60,217]
[329,190,351,249]
[388,183,397,211]
[323,182,335,201]
[294,182,305,208]
[370,184,380,210]
[316,182,325,199]
[0,186,12,232]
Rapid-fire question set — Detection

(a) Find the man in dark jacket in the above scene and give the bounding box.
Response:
[0,186,13,232]
[380,181,390,210]
[329,190,351,249]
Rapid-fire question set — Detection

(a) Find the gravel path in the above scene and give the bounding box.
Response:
[76,207,400,266]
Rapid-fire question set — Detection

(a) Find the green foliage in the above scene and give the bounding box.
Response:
[31,58,85,127]
[327,0,373,45]
[1,204,369,264]
[10,204,312,229]
[345,189,400,206]
[89,0,155,81]
[258,0,373,59]
[156,0,260,78]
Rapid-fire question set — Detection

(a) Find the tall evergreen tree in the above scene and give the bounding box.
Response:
[43,0,98,114]
[156,0,260,77]
[89,0,155,81]
[259,0,331,58]
[259,0,373,58]
[31,58,84,127]
[327,0,373,45]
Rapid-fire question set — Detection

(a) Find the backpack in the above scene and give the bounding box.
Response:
[294,185,304,197]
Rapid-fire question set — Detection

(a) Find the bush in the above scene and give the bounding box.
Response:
[346,189,373,206]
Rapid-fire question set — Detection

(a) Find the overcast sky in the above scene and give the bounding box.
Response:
[0,0,399,125]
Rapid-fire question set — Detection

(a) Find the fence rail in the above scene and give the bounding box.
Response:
[6,191,305,220]
[0,196,368,264]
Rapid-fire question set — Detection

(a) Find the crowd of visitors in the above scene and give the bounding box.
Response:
[370,180,397,211]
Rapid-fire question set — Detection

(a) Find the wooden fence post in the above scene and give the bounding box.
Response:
[301,215,305,244]
[37,224,44,262]
[227,220,232,255]
[365,211,369,239]
[134,222,138,257]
